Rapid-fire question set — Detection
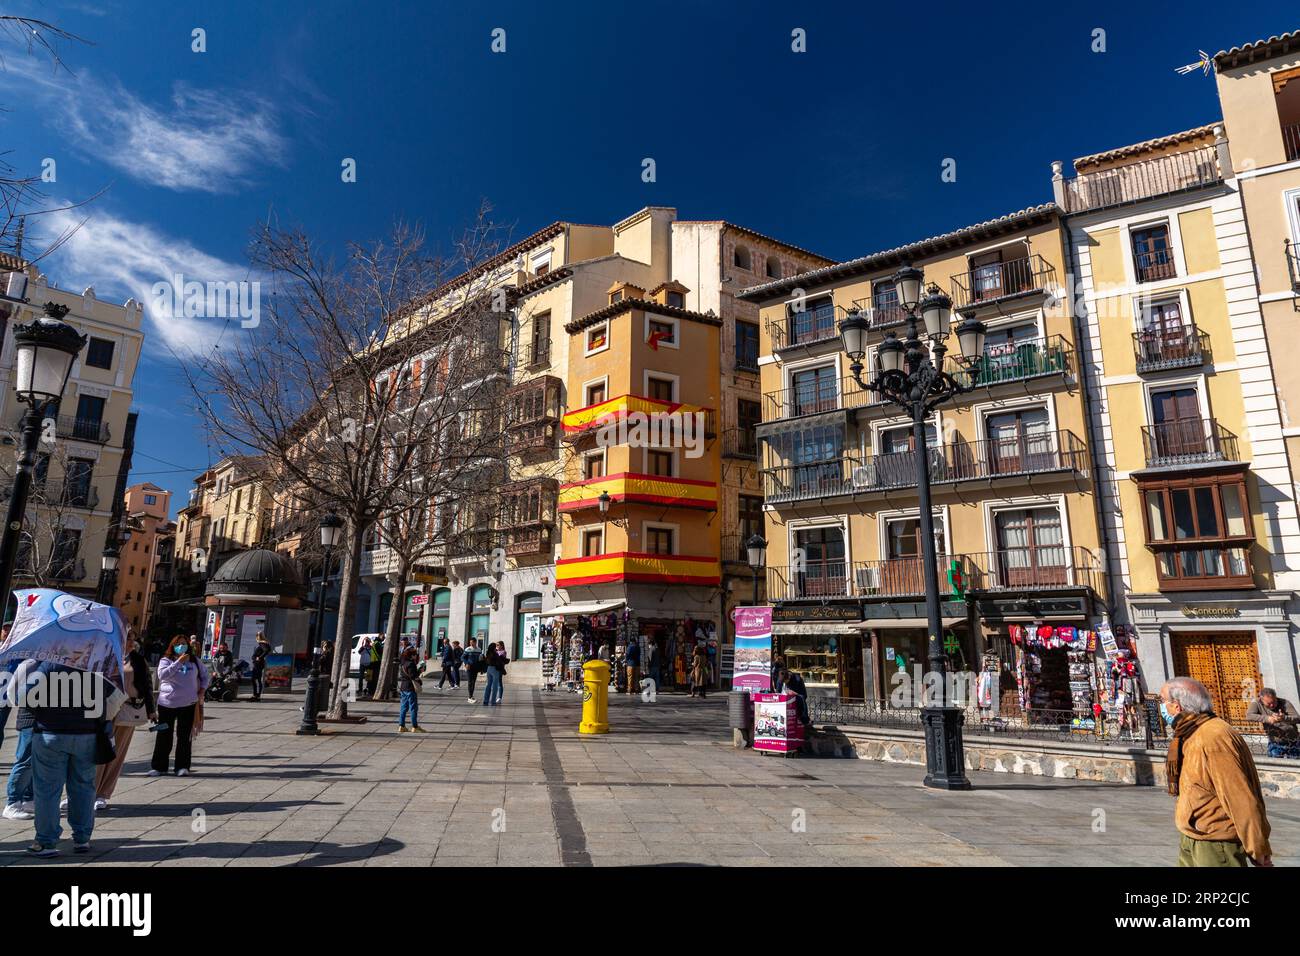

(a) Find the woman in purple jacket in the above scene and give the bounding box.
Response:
[150,636,209,776]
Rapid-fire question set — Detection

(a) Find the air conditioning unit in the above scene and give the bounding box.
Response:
[855,565,881,594]
[850,465,874,490]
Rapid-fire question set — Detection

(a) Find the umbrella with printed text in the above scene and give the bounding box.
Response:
[0,588,126,689]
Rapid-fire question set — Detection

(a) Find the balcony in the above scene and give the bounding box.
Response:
[555,551,720,588]
[721,426,758,459]
[1285,124,1300,163]
[766,301,838,352]
[761,430,1089,505]
[1061,145,1221,214]
[503,525,553,557]
[966,547,1103,593]
[446,532,496,564]
[562,394,715,443]
[762,376,873,421]
[1287,239,1300,298]
[525,337,552,368]
[1140,419,1240,468]
[1133,326,1210,372]
[956,335,1072,389]
[767,556,976,602]
[559,473,718,512]
[950,255,1057,311]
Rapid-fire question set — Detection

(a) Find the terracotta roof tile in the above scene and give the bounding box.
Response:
[1214,29,1300,68]
[1072,124,1220,168]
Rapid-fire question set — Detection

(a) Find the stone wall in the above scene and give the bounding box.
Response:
[810,725,1300,799]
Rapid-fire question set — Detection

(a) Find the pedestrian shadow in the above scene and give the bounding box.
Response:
[3,835,405,866]
[105,799,334,819]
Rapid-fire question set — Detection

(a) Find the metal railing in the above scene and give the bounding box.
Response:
[1134,248,1177,284]
[1061,145,1221,213]
[722,426,758,459]
[949,255,1056,309]
[965,546,1103,592]
[761,430,1088,504]
[1285,123,1300,163]
[1287,239,1300,300]
[768,555,977,601]
[1133,327,1209,372]
[767,301,838,351]
[527,337,551,366]
[954,335,1071,387]
[762,375,872,420]
[1141,418,1239,466]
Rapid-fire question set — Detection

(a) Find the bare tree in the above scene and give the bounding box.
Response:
[186,209,520,718]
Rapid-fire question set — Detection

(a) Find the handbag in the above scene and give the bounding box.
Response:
[118,699,150,728]
[93,723,116,765]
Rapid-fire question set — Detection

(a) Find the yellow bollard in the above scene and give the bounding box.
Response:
[579,660,610,734]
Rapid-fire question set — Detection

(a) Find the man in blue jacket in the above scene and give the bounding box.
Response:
[21,661,123,857]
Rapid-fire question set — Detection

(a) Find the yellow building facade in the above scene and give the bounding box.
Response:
[1057,121,1300,723]
[741,206,1105,705]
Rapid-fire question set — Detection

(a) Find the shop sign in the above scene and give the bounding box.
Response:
[411,570,447,586]
[773,603,861,623]
[409,594,430,606]
[732,606,773,693]
[1179,605,1240,618]
[978,596,1087,618]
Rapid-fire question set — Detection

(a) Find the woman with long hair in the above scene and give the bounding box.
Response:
[94,630,156,808]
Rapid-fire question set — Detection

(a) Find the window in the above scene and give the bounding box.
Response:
[647,376,674,402]
[583,453,605,480]
[586,325,608,354]
[734,246,751,270]
[789,296,835,345]
[64,458,94,507]
[665,291,685,309]
[1132,223,1175,283]
[609,289,624,304]
[766,256,782,279]
[144,494,157,505]
[74,395,105,439]
[793,526,845,597]
[85,338,114,369]
[582,529,603,557]
[531,312,551,365]
[1148,386,1205,459]
[738,495,763,550]
[871,281,901,325]
[735,321,759,369]
[736,399,761,456]
[994,507,1065,586]
[133,541,139,551]
[647,317,677,348]
[985,407,1052,473]
[790,366,838,416]
[647,450,674,477]
[585,381,606,406]
[1141,475,1253,589]
[645,526,674,555]
[52,529,81,579]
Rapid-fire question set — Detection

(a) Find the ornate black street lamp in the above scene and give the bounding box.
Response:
[839,266,986,791]
[98,544,120,605]
[298,512,344,736]
[0,303,86,615]
[745,533,767,606]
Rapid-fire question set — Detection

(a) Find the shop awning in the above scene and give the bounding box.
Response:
[856,617,965,629]
[542,599,626,619]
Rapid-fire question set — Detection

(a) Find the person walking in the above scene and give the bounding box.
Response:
[397,646,426,733]
[624,637,641,695]
[438,638,460,690]
[151,636,209,777]
[356,637,373,694]
[1,657,35,820]
[462,638,484,703]
[483,642,507,706]
[94,631,156,810]
[541,635,558,692]
[1160,677,1272,867]
[689,645,710,699]
[368,635,384,697]
[1246,688,1300,759]
[24,660,124,857]
[644,639,659,692]
[250,632,270,701]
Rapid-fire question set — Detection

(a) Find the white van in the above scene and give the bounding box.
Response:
[348,633,384,675]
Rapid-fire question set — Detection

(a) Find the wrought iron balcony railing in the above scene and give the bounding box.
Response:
[1133,326,1210,372]
[1062,145,1221,213]
[1285,123,1300,163]
[1140,418,1240,467]
[955,335,1072,387]
[949,255,1056,310]
[766,301,839,351]
[965,547,1103,593]
[721,426,758,459]
[761,430,1089,504]
[762,375,872,420]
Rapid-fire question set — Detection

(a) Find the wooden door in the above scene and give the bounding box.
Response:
[1140,300,1189,362]
[1150,387,1203,458]
[971,250,1004,301]
[987,407,1051,474]
[1171,633,1261,730]
[995,507,1066,586]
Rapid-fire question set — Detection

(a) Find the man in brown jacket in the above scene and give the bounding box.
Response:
[1160,677,1272,867]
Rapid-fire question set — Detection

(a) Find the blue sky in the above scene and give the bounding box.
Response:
[2,0,1294,516]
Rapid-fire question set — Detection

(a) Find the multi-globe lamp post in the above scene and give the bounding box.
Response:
[297,512,344,736]
[837,266,986,791]
[0,302,87,617]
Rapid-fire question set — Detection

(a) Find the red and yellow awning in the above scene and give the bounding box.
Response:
[555,552,721,588]
[558,473,717,511]
[561,393,712,435]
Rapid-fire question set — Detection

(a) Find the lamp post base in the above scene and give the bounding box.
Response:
[920,705,972,791]
[296,668,321,736]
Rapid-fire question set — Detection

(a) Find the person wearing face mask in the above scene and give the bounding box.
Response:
[1160,676,1272,867]
[150,636,209,777]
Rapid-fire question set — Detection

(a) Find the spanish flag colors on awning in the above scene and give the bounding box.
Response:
[555,552,721,588]
[558,473,717,511]
[561,393,711,434]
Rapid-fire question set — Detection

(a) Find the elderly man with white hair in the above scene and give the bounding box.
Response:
[1160,676,1272,867]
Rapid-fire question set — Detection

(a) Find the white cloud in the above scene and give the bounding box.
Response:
[40,207,264,358]
[4,57,287,192]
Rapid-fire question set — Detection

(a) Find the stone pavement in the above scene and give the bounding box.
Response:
[1,683,1297,867]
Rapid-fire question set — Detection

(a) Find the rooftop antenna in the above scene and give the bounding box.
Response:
[13,217,25,257]
[1175,50,1213,76]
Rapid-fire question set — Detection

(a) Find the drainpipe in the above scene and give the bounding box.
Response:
[1055,162,1124,624]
